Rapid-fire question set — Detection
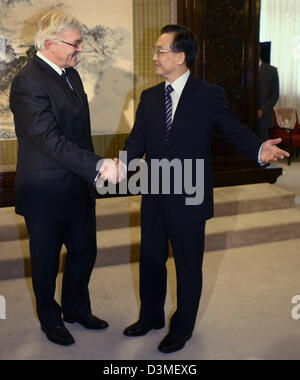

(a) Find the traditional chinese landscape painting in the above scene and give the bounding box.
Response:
[0,0,134,139]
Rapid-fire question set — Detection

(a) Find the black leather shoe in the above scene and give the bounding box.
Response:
[123,320,165,337]
[41,323,75,346]
[63,314,109,330]
[158,332,192,353]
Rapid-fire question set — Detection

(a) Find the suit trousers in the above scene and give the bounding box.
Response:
[25,207,97,328]
[139,199,206,336]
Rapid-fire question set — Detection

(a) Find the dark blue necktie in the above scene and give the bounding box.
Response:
[165,84,174,141]
[61,70,73,90]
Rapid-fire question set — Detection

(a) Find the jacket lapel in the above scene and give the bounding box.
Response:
[164,74,198,150]
[152,82,167,150]
[66,69,84,105]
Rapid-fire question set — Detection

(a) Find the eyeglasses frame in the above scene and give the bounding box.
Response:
[60,39,82,49]
[152,47,178,56]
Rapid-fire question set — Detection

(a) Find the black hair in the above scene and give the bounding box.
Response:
[160,24,198,68]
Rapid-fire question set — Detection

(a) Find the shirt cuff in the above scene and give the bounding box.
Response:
[94,160,103,182]
[258,143,268,167]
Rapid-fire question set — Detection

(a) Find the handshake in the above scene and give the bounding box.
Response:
[96,158,127,191]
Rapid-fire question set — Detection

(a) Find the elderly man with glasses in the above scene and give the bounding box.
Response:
[9,12,122,346]
[122,24,289,354]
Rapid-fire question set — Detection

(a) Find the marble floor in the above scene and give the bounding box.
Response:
[1,238,300,361]
[1,157,300,361]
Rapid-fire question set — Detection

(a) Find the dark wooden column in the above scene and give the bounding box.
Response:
[177,0,282,187]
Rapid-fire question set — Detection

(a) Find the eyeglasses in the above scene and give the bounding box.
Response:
[152,47,176,56]
[60,39,83,49]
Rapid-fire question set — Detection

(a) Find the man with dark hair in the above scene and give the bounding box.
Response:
[122,24,288,353]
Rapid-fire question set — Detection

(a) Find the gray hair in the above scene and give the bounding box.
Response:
[34,12,82,51]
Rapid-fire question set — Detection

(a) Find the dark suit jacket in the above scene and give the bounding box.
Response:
[258,62,280,129]
[125,74,263,224]
[10,55,101,220]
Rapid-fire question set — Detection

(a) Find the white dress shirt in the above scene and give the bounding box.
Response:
[165,70,190,122]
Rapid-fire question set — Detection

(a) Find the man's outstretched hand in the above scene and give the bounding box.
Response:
[259,138,290,163]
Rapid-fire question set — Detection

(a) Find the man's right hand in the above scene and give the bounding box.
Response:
[95,158,127,191]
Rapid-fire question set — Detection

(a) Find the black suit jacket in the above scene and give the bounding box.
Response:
[10,55,101,220]
[125,74,263,224]
[258,62,280,129]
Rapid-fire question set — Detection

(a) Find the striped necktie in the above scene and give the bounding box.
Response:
[165,84,174,141]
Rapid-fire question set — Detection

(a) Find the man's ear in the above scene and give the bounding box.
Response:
[176,51,186,66]
[45,39,53,52]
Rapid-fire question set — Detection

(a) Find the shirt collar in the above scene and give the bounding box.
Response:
[165,70,190,96]
[36,51,64,76]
